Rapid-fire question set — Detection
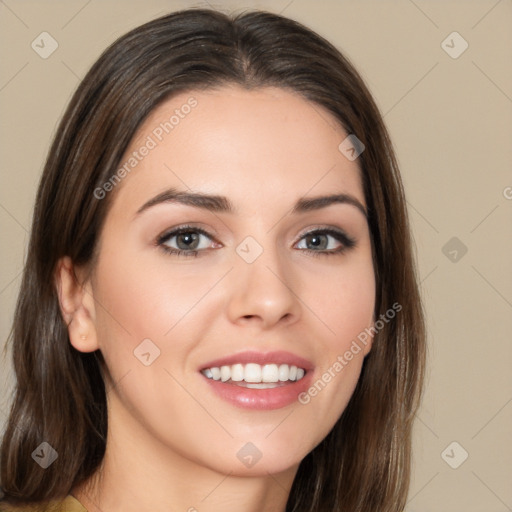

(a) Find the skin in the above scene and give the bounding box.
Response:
[57,85,376,512]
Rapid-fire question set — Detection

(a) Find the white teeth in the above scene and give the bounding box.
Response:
[245,363,262,383]
[220,365,230,382]
[262,364,279,383]
[231,363,244,382]
[278,364,289,381]
[201,363,306,384]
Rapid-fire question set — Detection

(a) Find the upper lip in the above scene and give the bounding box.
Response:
[199,350,314,372]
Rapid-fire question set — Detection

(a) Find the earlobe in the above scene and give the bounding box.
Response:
[67,307,100,353]
[55,256,99,353]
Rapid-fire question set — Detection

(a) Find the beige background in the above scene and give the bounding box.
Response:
[1,0,511,510]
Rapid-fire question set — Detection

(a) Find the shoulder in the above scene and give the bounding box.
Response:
[0,495,87,512]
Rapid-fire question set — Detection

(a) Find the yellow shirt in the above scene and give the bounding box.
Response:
[0,495,87,512]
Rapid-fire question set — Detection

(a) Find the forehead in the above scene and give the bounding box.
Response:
[111,85,364,213]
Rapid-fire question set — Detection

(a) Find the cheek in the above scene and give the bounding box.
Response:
[294,253,375,435]
[309,255,376,347]
[92,247,215,351]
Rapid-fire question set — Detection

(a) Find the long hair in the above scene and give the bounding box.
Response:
[0,8,425,511]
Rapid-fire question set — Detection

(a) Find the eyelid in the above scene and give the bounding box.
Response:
[155,225,221,259]
[156,224,220,245]
[293,225,355,245]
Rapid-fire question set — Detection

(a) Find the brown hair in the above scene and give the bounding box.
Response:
[0,8,425,511]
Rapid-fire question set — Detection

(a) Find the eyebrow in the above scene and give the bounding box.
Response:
[134,188,367,218]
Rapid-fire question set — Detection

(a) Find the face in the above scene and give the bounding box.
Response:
[75,85,375,477]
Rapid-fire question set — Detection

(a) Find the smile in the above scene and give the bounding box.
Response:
[199,351,313,409]
[201,363,306,388]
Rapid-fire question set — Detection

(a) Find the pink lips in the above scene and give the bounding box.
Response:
[199,350,314,410]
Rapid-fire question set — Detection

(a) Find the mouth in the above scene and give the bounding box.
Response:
[199,351,313,410]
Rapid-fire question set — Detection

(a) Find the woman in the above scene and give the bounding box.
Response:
[0,8,425,512]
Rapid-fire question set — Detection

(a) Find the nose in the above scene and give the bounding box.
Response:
[225,241,301,329]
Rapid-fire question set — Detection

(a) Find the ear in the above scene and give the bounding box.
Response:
[55,256,99,353]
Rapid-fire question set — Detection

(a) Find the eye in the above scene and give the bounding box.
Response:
[295,228,356,256]
[156,225,219,257]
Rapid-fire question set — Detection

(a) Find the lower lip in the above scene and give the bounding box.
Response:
[202,373,313,410]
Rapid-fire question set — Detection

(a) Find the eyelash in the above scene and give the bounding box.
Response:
[156,224,356,258]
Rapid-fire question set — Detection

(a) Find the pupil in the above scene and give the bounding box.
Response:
[177,232,199,250]
[308,234,327,250]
